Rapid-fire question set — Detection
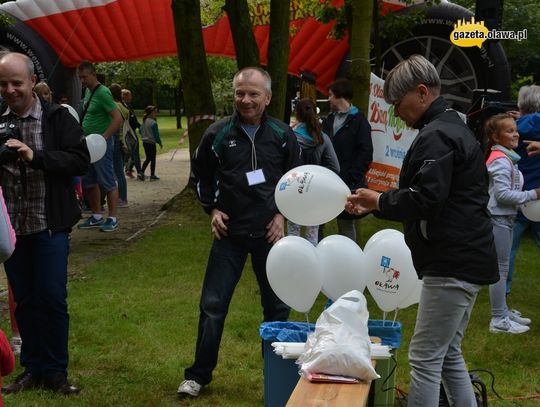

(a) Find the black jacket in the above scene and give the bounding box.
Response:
[322,107,373,190]
[192,111,301,237]
[0,98,90,233]
[322,106,373,219]
[378,97,498,285]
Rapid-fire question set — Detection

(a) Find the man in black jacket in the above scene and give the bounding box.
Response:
[0,52,90,395]
[178,67,301,398]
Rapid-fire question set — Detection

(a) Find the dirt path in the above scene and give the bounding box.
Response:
[0,148,191,291]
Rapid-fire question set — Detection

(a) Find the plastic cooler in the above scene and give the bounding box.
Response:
[368,320,402,407]
[259,321,315,407]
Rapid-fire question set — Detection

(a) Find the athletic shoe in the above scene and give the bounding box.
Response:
[137,172,145,181]
[125,170,134,179]
[150,175,160,180]
[78,216,105,229]
[100,218,118,232]
[508,309,531,325]
[118,200,129,208]
[177,380,202,397]
[10,335,21,355]
[489,316,529,334]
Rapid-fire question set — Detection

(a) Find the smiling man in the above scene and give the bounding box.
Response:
[0,52,89,396]
[178,67,301,398]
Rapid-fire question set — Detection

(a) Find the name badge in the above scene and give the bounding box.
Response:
[246,169,265,186]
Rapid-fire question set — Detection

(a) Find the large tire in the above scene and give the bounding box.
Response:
[379,3,511,113]
[0,17,80,105]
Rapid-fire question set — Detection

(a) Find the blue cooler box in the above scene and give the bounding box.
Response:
[260,322,315,407]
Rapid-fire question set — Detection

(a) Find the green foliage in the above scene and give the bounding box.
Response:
[207,57,236,116]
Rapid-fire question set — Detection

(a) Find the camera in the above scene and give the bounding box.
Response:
[0,122,22,164]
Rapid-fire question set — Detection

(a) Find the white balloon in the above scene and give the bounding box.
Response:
[85,133,107,163]
[363,229,403,253]
[61,103,80,123]
[521,200,540,222]
[398,278,423,309]
[275,165,350,226]
[364,231,417,312]
[266,236,323,313]
[317,235,367,301]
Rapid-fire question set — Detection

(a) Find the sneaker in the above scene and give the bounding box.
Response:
[489,316,529,334]
[125,170,134,179]
[118,200,129,208]
[508,309,531,325]
[10,335,22,355]
[177,380,202,397]
[137,172,145,181]
[78,216,105,229]
[100,218,118,232]
[150,175,160,180]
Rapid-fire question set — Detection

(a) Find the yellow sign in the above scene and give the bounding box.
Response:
[450,18,488,48]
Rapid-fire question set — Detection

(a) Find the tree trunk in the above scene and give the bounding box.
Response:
[171,0,216,165]
[223,0,260,69]
[349,0,373,115]
[266,0,291,122]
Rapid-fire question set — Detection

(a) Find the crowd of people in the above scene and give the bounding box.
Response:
[0,51,536,406]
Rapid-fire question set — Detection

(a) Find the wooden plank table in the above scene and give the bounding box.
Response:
[286,375,373,407]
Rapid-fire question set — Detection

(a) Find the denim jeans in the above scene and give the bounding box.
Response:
[4,231,70,378]
[408,276,480,407]
[185,236,290,385]
[508,212,540,293]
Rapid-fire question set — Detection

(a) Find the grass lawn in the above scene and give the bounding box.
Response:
[1,141,539,405]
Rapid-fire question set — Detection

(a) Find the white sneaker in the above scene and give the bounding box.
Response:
[508,309,531,325]
[489,316,529,334]
[177,380,202,397]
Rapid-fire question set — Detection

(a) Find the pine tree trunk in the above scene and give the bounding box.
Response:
[171,0,216,165]
[266,0,291,122]
[223,0,261,69]
[349,0,373,115]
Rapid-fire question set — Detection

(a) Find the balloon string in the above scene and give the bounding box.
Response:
[393,309,399,324]
[383,311,387,322]
[304,312,310,324]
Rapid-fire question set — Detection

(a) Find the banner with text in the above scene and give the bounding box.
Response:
[366,73,418,191]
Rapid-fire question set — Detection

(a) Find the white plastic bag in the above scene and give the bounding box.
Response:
[297,290,380,381]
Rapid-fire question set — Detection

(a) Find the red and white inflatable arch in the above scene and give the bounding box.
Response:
[0,0,350,95]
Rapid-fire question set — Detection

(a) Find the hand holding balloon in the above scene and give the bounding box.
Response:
[346,188,381,216]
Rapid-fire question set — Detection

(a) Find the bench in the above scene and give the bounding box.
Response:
[286,375,373,407]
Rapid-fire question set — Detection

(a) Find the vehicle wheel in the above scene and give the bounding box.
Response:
[0,19,80,105]
[379,3,511,113]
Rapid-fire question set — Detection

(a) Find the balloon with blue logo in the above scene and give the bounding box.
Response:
[275,165,350,226]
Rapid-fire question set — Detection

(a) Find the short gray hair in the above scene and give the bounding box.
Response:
[233,67,272,94]
[383,54,441,104]
[517,85,540,115]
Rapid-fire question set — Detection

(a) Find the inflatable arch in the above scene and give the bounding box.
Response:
[0,0,510,110]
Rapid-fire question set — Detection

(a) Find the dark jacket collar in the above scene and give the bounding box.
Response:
[413,96,449,130]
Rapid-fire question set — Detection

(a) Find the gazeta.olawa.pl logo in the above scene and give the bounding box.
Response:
[450,18,527,48]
